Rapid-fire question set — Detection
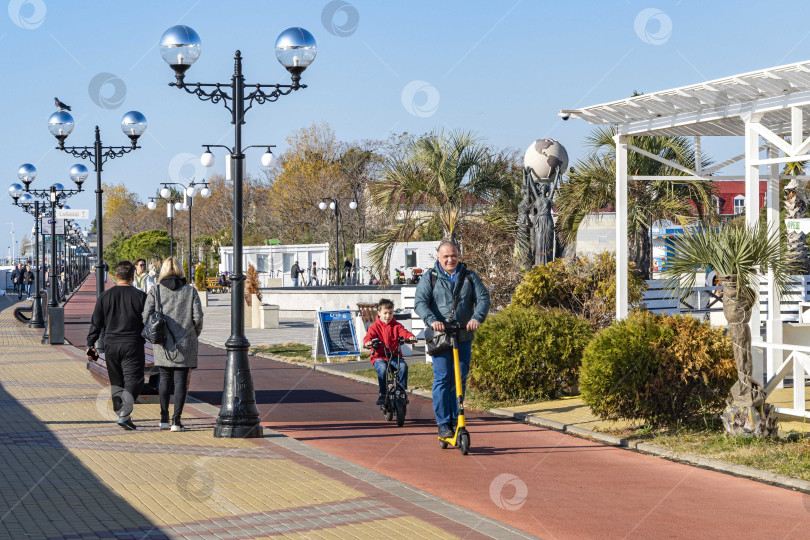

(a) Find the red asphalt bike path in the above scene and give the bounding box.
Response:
[62,275,810,539]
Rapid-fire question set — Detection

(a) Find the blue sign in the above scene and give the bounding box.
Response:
[317,310,359,357]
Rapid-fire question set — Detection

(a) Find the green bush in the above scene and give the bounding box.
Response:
[194,263,206,291]
[579,311,736,426]
[511,252,646,330]
[469,306,594,401]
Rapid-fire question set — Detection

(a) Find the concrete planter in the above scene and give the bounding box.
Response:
[251,294,261,329]
[260,304,279,329]
[198,289,208,307]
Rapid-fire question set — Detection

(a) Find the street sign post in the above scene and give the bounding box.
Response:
[56,209,89,220]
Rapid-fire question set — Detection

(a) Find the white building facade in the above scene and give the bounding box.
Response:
[354,241,440,284]
[219,244,329,287]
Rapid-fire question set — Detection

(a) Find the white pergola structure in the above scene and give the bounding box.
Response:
[561,60,810,419]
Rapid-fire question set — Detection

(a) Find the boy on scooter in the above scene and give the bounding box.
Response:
[363,298,416,405]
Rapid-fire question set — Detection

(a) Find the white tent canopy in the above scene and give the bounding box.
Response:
[561,59,810,420]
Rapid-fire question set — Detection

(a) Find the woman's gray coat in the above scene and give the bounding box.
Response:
[142,280,204,368]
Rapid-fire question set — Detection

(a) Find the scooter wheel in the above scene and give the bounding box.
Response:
[458,432,470,455]
[439,440,448,449]
[395,401,406,427]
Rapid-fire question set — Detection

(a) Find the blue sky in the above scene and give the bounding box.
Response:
[3,0,810,254]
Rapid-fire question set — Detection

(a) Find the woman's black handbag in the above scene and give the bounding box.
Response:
[142,285,167,345]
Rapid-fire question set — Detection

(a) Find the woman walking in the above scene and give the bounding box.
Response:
[143,257,203,431]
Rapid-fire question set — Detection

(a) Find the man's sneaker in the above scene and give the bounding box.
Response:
[438,424,454,439]
[159,422,171,430]
[170,422,186,432]
[376,395,384,406]
[117,418,137,431]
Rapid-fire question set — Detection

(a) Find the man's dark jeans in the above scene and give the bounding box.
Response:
[104,341,145,421]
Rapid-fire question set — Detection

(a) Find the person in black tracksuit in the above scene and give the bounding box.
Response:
[86,261,147,430]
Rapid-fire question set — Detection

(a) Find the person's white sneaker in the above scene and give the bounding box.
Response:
[159,422,170,430]
[170,422,186,432]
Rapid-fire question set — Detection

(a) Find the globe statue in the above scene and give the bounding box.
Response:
[523,138,569,180]
[517,138,568,267]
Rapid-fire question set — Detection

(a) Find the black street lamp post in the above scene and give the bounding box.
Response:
[160,24,316,438]
[49,110,147,299]
[318,198,357,285]
[11,195,44,327]
[9,164,86,329]
[150,180,211,275]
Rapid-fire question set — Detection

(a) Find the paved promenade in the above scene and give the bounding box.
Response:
[28,275,810,538]
[2,284,528,539]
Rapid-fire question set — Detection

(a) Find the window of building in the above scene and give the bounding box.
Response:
[283,253,294,272]
[405,249,417,268]
[257,254,269,273]
[733,195,745,215]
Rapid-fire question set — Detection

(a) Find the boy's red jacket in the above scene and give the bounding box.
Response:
[364,316,415,363]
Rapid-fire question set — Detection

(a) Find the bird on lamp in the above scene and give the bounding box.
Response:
[54,97,71,112]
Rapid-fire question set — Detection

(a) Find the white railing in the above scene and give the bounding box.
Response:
[751,341,810,420]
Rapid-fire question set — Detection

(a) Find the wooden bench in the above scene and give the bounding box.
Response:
[357,302,377,330]
[206,277,228,294]
[86,342,160,395]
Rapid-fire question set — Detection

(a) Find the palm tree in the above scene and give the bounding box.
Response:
[369,129,511,273]
[555,125,716,279]
[662,223,797,437]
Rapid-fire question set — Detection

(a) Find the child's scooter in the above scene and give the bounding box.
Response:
[437,320,470,455]
[368,336,414,427]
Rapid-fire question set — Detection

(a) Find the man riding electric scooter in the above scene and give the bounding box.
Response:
[414,241,490,454]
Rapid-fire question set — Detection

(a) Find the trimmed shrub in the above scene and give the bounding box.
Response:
[579,311,736,426]
[511,252,646,330]
[194,263,206,292]
[470,306,594,401]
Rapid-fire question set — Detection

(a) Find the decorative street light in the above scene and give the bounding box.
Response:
[318,198,357,285]
[160,23,315,438]
[155,179,211,276]
[9,163,85,336]
[49,109,147,299]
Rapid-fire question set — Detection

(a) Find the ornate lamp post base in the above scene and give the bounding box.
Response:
[213,343,263,438]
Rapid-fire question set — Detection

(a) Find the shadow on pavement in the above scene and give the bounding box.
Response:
[0,381,168,538]
[191,388,361,406]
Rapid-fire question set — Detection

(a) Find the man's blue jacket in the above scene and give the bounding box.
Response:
[414,262,490,342]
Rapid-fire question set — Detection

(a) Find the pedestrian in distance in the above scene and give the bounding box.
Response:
[414,240,490,439]
[86,261,147,431]
[343,258,352,283]
[363,298,415,405]
[11,263,22,299]
[132,258,155,294]
[143,257,204,432]
[290,260,303,287]
[23,265,34,298]
[307,261,319,286]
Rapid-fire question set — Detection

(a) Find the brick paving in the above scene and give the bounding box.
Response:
[0,283,529,539]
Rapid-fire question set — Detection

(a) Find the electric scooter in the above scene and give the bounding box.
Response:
[367,336,414,426]
[437,320,471,455]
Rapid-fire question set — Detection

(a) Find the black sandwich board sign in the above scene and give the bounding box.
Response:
[312,309,360,362]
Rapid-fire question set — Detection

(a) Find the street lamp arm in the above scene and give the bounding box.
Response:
[59,146,96,164]
[169,81,234,114]
[100,144,139,166]
[243,84,303,114]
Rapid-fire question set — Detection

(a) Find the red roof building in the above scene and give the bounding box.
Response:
[712,180,766,218]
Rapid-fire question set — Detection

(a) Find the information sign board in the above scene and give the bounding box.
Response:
[312,310,359,362]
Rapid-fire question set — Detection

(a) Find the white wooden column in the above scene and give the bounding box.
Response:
[615,134,629,320]
[766,144,783,386]
[744,115,764,383]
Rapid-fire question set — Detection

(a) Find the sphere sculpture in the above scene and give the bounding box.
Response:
[518,139,568,267]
